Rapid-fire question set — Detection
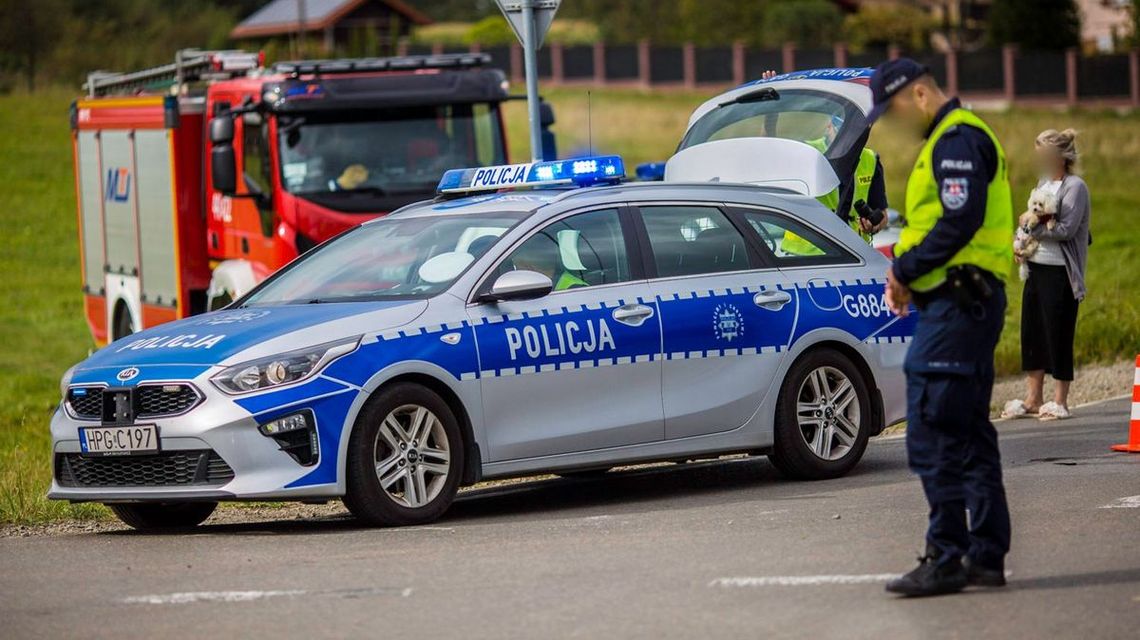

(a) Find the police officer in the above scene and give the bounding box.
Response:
[867,59,1014,597]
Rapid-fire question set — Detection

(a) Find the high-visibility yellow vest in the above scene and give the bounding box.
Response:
[894,108,1013,292]
[849,147,879,242]
[782,145,879,255]
[555,271,588,291]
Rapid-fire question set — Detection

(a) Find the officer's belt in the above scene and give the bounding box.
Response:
[910,267,1003,310]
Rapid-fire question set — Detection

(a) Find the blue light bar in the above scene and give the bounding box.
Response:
[437,156,625,195]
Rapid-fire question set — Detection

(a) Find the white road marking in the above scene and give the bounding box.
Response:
[1099,495,1140,509]
[123,590,305,605]
[123,586,413,605]
[709,574,898,588]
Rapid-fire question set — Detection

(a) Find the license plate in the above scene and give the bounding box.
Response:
[79,425,159,456]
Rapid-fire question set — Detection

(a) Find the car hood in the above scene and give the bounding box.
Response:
[71,301,427,384]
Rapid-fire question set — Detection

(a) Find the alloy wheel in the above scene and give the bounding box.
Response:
[795,366,860,461]
[372,404,452,508]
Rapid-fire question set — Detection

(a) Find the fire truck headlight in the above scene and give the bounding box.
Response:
[211,337,360,395]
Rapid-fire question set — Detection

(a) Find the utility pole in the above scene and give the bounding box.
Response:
[496,0,561,162]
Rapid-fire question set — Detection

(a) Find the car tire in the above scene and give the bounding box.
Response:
[108,501,217,531]
[344,383,464,527]
[769,348,872,480]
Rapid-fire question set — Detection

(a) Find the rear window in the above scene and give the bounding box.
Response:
[681,89,865,160]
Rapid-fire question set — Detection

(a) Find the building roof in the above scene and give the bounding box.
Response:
[231,0,432,39]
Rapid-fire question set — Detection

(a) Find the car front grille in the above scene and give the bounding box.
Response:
[55,450,235,488]
[65,387,102,418]
[65,384,202,421]
[137,384,200,417]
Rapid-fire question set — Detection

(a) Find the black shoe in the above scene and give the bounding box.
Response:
[885,554,968,597]
[963,556,1007,587]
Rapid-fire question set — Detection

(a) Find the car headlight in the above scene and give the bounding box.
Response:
[59,364,77,398]
[211,337,360,395]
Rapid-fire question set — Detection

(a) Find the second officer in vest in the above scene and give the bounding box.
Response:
[868,59,1014,597]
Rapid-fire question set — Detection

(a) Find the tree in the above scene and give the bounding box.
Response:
[987,0,1081,50]
[466,15,514,47]
[764,0,844,48]
[844,3,934,52]
[0,0,68,91]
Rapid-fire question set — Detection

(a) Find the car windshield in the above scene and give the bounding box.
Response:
[239,212,525,306]
[278,103,506,196]
[680,89,863,160]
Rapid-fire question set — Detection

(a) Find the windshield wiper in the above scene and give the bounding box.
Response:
[720,87,780,106]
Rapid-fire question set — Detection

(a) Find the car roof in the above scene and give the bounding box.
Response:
[386,181,829,224]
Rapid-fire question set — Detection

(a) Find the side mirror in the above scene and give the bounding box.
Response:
[483,270,552,302]
[209,116,234,144]
[211,145,237,195]
[635,161,666,182]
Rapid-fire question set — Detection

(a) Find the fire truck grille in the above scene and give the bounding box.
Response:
[137,384,201,417]
[55,450,235,488]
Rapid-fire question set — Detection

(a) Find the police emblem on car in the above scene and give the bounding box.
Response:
[50,141,916,531]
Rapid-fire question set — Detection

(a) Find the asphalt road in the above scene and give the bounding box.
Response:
[3,397,1139,639]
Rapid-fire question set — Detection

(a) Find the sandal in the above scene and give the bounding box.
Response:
[1038,401,1071,421]
[1000,399,1037,419]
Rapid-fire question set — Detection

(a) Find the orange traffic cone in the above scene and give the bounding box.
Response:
[1110,355,1140,453]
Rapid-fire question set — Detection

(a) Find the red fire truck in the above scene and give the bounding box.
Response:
[71,49,521,345]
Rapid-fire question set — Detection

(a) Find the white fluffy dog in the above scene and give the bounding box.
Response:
[1013,187,1058,280]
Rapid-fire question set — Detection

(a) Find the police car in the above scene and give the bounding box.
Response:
[51,149,916,530]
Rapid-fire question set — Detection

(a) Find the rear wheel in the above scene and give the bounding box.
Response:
[112,303,134,340]
[769,348,871,480]
[343,383,464,527]
[108,501,217,531]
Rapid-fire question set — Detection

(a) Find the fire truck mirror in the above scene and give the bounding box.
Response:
[211,145,237,195]
[209,116,234,144]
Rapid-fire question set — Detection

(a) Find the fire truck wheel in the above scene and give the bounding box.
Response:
[112,304,134,340]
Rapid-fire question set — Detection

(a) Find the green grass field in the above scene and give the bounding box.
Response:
[0,86,1136,524]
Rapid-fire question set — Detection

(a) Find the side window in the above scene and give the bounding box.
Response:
[241,113,274,237]
[740,210,855,265]
[639,205,751,277]
[497,208,630,291]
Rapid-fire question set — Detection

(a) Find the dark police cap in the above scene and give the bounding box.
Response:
[867,58,930,123]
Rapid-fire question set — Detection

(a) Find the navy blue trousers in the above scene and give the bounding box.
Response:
[905,285,1011,568]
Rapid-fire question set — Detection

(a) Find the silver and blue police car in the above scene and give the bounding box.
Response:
[51,147,916,530]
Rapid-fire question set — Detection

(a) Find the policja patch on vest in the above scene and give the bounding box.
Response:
[940,177,969,210]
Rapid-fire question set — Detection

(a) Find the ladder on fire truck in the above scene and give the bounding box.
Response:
[84,49,262,97]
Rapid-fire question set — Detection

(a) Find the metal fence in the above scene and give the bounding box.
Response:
[400,41,1140,107]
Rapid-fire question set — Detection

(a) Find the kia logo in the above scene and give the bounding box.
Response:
[116,367,140,382]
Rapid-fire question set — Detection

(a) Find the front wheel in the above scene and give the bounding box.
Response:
[108,501,217,531]
[769,348,872,480]
[343,383,464,527]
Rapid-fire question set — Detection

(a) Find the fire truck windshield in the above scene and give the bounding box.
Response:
[278,103,506,199]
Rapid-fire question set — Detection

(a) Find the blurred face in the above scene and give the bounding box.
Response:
[882,84,929,138]
[1034,144,1066,178]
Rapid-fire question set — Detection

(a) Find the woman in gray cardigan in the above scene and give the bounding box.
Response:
[1003,129,1091,421]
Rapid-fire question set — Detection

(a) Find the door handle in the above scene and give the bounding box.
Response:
[753,290,792,311]
[612,303,655,327]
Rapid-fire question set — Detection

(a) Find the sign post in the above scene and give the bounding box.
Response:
[496,0,560,162]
